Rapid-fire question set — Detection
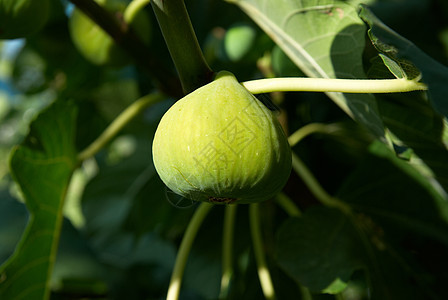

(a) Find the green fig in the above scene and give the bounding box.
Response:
[153,71,292,204]
[68,0,150,66]
[0,0,50,39]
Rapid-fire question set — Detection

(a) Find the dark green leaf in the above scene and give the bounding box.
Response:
[0,191,28,264]
[359,6,448,192]
[0,100,77,299]
[276,206,365,293]
[338,140,448,243]
[377,92,448,192]
[359,4,448,118]
[337,141,448,299]
[52,219,107,297]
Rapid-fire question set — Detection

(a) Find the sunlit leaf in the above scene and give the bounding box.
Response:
[227,0,384,137]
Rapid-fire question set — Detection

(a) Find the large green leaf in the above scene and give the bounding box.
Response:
[0,100,77,299]
[359,4,448,118]
[358,5,448,191]
[276,206,365,293]
[0,191,28,265]
[227,0,384,137]
[378,93,448,192]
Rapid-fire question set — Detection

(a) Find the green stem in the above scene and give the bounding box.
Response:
[288,123,340,148]
[151,0,213,94]
[167,203,214,300]
[242,77,427,94]
[124,0,151,23]
[291,153,351,214]
[300,285,313,300]
[77,93,164,163]
[275,193,301,217]
[249,204,276,300]
[287,123,351,214]
[220,204,238,298]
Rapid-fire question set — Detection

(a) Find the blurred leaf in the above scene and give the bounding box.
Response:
[229,0,384,137]
[0,190,28,264]
[359,4,448,118]
[0,100,77,299]
[51,219,107,297]
[224,23,257,62]
[81,134,193,249]
[11,46,48,94]
[276,206,364,292]
[271,45,305,77]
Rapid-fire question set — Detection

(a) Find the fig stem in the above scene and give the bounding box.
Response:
[288,123,352,213]
[167,202,214,300]
[219,204,238,298]
[275,193,301,217]
[151,0,214,94]
[123,0,151,24]
[291,153,351,214]
[288,123,340,147]
[77,93,164,163]
[242,77,427,94]
[249,204,276,300]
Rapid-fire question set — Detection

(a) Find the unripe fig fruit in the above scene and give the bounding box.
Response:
[224,23,256,62]
[69,0,150,66]
[0,0,50,39]
[153,71,292,204]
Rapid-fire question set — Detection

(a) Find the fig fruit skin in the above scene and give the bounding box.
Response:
[152,71,292,204]
[0,0,50,39]
[68,0,151,66]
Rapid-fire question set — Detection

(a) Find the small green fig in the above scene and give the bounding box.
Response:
[224,23,256,62]
[0,0,50,39]
[68,0,150,66]
[153,71,292,204]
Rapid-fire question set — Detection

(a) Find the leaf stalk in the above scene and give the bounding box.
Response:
[167,203,214,300]
[219,204,238,298]
[243,77,427,94]
[249,204,276,300]
[77,93,164,163]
